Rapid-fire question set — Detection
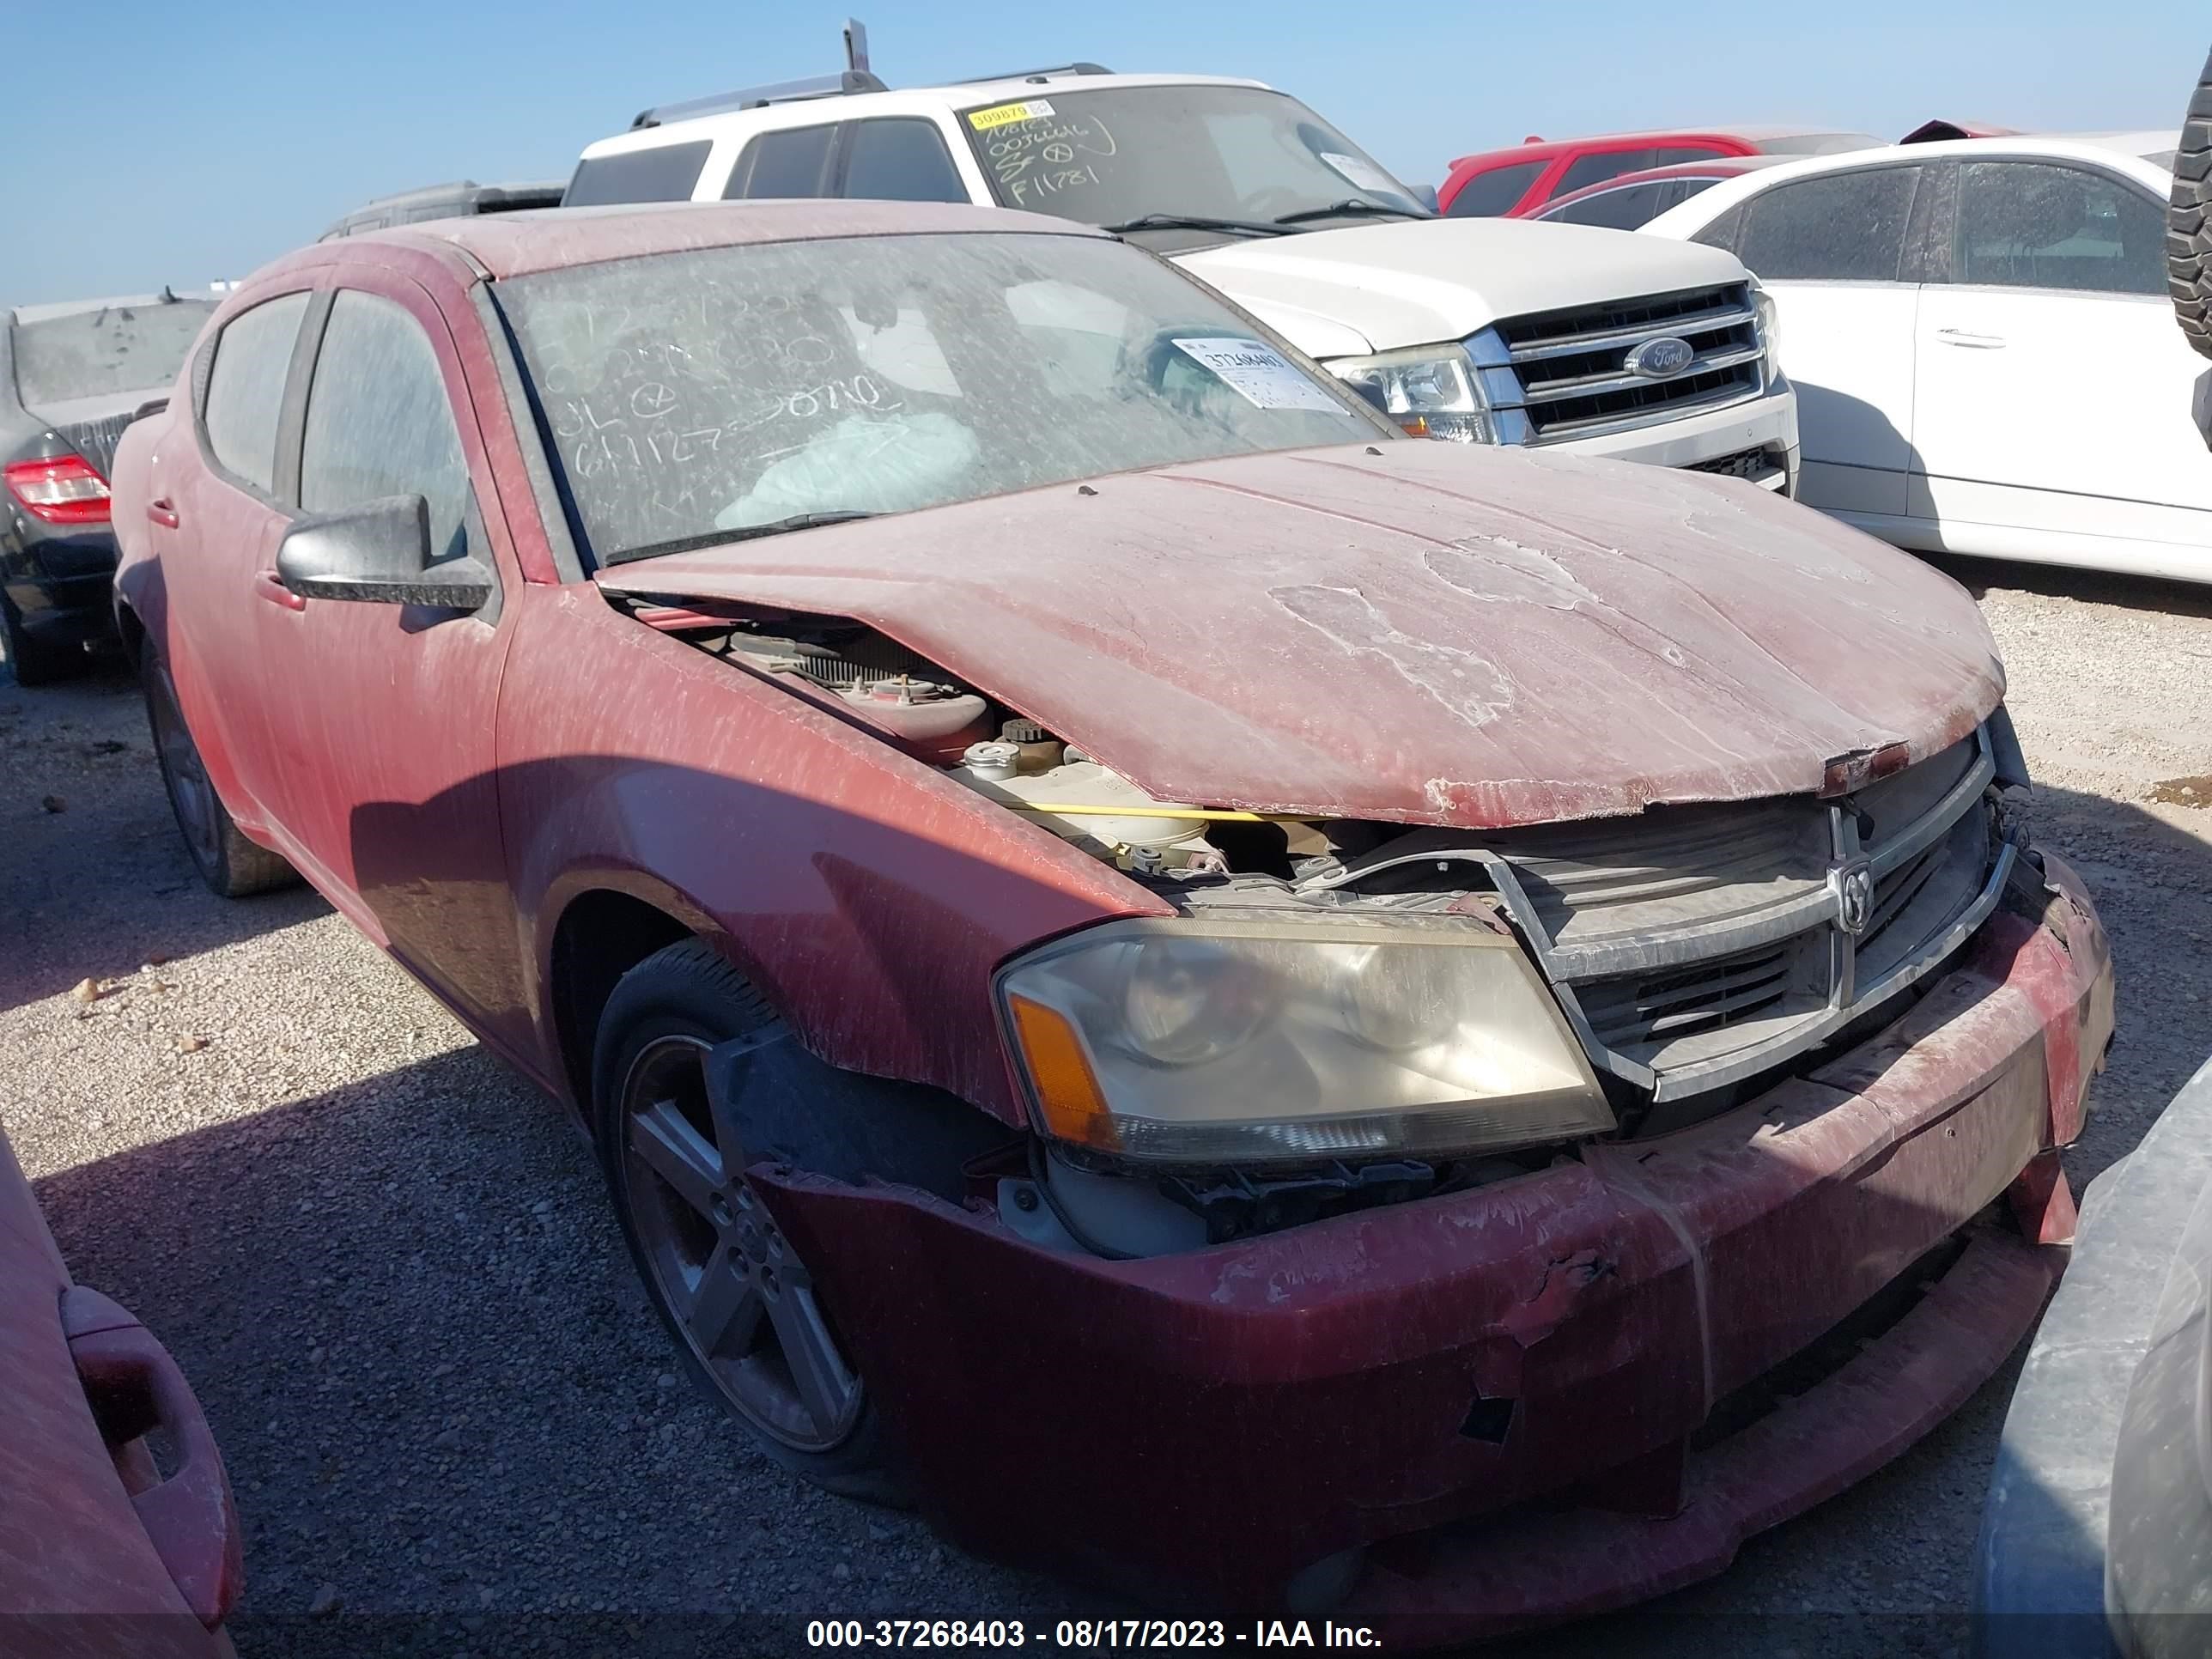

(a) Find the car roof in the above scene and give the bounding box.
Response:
[579,71,1270,159]
[1447,126,1872,170]
[1639,134,2179,240]
[8,290,216,326]
[1534,156,1791,214]
[308,198,1110,282]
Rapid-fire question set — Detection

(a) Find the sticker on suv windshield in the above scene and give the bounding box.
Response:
[1317,151,1402,197]
[968,99,1056,131]
[1170,338,1344,410]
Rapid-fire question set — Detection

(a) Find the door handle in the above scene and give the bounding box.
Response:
[146,498,180,528]
[1934,328,2006,349]
[253,569,307,611]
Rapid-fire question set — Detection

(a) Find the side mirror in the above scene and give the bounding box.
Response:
[1412,184,1439,214]
[276,495,493,611]
[131,396,169,422]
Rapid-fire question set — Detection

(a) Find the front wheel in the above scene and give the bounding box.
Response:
[141,640,296,897]
[592,939,899,1502]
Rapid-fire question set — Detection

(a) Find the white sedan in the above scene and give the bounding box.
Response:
[1643,133,2204,582]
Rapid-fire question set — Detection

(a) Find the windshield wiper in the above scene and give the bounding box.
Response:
[1101,212,1293,240]
[1271,199,1433,227]
[616,512,878,563]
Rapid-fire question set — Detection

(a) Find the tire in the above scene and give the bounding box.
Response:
[2171,46,2212,362]
[1,591,82,687]
[139,639,297,898]
[592,938,902,1503]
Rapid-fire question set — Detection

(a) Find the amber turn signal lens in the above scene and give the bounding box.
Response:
[1006,994,1121,1152]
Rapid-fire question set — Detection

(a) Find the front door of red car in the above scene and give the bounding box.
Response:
[243,276,527,1045]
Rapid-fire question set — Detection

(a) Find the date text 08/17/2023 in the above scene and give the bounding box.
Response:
[805,1618,1385,1649]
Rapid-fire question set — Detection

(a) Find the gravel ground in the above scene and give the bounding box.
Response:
[3,554,2209,1658]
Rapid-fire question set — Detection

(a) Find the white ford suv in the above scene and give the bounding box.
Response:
[564,43,1801,489]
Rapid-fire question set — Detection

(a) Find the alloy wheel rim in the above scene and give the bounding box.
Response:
[149,665,221,872]
[618,1033,865,1452]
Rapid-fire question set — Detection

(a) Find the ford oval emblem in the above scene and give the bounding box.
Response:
[1626,337,1696,379]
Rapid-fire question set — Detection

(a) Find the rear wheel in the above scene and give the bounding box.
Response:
[1,591,82,686]
[2172,47,2212,360]
[592,939,897,1501]
[140,640,296,897]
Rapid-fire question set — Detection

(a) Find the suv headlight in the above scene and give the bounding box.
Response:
[1751,282,1779,366]
[1326,345,1493,442]
[996,916,1613,1167]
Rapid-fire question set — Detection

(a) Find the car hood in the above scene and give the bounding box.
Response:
[595,441,2002,832]
[1174,219,1753,357]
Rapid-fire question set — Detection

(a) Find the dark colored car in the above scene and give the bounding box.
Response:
[317,179,566,241]
[0,1121,245,1655]
[112,198,2112,1642]
[2,291,216,683]
[1531,156,1791,231]
[1436,127,1881,220]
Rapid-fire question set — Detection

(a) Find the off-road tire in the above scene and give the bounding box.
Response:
[140,639,298,898]
[2171,47,2212,361]
[592,938,903,1504]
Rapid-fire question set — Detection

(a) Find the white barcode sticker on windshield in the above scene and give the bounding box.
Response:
[1317,150,1402,198]
[1171,338,1342,410]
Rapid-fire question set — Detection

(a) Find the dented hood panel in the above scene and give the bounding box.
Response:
[595,442,2003,831]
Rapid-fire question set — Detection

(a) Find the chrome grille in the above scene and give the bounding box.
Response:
[1480,728,2011,1100]
[1471,283,1766,446]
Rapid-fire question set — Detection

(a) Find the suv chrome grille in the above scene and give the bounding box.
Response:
[1480,729,2012,1100]
[1473,283,1766,446]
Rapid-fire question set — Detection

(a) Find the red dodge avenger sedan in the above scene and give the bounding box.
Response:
[111,199,2113,1640]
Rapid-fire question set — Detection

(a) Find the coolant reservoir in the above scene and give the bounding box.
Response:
[949,750,1207,854]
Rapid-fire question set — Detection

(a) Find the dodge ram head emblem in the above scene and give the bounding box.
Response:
[1625,336,1697,379]
[1831,857,1876,937]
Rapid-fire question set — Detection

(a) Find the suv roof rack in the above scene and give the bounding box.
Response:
[948,62,1113,86]
[632,17,890,129]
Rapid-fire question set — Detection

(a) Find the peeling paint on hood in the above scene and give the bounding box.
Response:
[594,441,2004,832]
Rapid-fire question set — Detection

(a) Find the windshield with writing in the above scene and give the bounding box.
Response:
[959,86,1425,246]
[496,232,1390,565]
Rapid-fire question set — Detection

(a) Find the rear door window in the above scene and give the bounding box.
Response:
[564,141,713,206]
[1443,159,1546,216]
[1952,161,2165,295]
[1730,166,1922,281]
[299,291,473,564]
[201,291,311,494]
[842,118,966,202]
[724,125,838,198]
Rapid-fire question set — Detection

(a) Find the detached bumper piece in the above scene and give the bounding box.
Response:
[750,854,2112,1643]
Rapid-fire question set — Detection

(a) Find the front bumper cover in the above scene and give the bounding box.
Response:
[750,851,2112,1642]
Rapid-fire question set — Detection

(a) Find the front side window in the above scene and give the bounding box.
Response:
[1733,166,1922,282]
[14,297,218,410]
[1555,144,1722,196]
[300,291,472,562]
[564,141,713,207]
[1953,161,2164,295]
[496,231,1390,565]
[1445,158,1546,217]
[201,291,311,494]
[843,118,966,203]
[957,86,1424,247]
[724,125,837,199]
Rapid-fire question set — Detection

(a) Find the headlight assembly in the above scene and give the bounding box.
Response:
[997,916,1613,1168]
[1325,345,1494,443]
[1752,282,1780,367]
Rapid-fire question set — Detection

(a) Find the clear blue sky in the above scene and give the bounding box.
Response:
[6,0,2203,303]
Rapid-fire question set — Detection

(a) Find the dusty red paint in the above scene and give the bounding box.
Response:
[598,441,2004,831]
[0,1131,240,1655]
[753,872,2111,1635]
[105,202,2116,1633]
